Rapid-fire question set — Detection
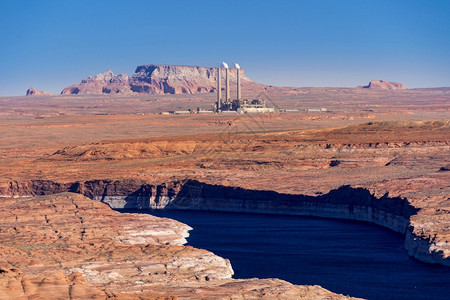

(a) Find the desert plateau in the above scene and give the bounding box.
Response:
[1,71,449,298]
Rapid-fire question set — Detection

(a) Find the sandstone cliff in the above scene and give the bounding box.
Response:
[26,87,51,96]
[360,80,407,90]
[61,64,259,95]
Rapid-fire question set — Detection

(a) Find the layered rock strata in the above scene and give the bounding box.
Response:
[61,69,131,94]
[61,64,258,95]
[0,193,353,299]
[129,64,254,94]
[1,179,448,267]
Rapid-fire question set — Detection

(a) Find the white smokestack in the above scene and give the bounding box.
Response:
[217,67,221,111]
[235,63,241,101]
[220,62,230,104]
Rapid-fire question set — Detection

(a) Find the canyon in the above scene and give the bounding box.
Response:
[2,179,447,267]
[1,120,449,267]
[0,86,449,298]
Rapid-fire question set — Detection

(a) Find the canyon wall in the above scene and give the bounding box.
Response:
[0,179,448,266]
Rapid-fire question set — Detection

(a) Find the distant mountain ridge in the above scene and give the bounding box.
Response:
[60,65,410,95]
[61,64,259,95]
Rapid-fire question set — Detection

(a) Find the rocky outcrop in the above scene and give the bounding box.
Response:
[0,179,182,205]
[60,64,260,95]
[26,87,51,96]
[61,69,131,95]
[360,80,407,90]
[1,179,448,267]
[129,64,255,94]
[0,193,354,299]
[405,208,450,266]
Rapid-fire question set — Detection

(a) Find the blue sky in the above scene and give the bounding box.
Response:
[0,0,449,95]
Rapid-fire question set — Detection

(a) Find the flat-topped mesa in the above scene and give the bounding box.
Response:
[129,64,255,94]
[60,64,259,95]
[61,69,131,95]
[360,80,407,90]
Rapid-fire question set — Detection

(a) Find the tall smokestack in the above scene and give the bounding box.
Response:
[234,63,241,101]
[222,62,229,103]
[217,67,221,111]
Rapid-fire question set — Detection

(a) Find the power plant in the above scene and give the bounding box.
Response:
[158,63,329,115]
[214,62,274,114]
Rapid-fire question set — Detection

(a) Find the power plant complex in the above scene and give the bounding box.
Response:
[162,63,327,115]
[214,62,274,114]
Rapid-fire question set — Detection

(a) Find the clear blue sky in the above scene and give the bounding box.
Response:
[1,0,449,95]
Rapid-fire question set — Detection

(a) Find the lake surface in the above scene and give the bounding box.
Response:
[122,209,450,299]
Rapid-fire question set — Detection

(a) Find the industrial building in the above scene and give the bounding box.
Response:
[215,62,275,114]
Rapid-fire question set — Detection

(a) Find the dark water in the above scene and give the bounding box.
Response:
[121,209,450,299]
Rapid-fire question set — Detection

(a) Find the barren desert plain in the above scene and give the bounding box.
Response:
[0,84,449,299]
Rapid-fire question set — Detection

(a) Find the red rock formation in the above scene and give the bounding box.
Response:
[129,64,257,94]
[60,65,261,95]
[61,69,131,95]
[26,87,51,96]
[360,80,407,90]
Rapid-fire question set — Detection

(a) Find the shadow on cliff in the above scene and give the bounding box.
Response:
[171,180,419,220]
[2,179,419,226]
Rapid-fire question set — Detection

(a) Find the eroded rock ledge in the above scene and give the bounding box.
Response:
[0,193,354,299]
[1,179,448,267]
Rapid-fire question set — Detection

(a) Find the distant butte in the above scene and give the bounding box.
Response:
[61,64,260,95]
[26,87,51,96]
[360,80,407,90]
